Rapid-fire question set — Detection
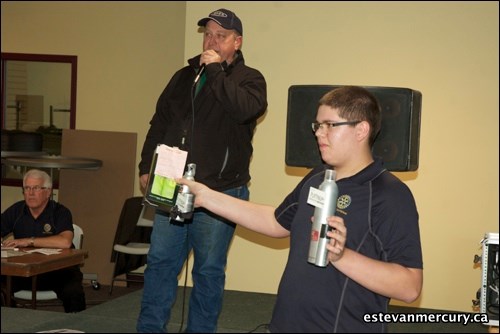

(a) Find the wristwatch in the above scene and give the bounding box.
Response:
[29,237,35,247]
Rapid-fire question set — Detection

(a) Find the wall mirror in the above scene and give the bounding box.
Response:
[1,52,77,187]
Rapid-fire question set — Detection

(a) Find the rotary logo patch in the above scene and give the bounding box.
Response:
[337,195,351,210]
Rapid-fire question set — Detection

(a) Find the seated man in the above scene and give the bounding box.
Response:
[1,169,86,312]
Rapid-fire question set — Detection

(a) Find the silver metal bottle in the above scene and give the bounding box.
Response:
[171,163,196,222]
[307,169,338,267]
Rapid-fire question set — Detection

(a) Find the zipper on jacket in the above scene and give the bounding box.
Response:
[218,147,229,179]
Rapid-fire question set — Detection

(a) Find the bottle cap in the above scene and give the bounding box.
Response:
[325,169,335,180]
[185,163,196,180]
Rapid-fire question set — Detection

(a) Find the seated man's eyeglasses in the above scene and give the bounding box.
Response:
[23,185,48,192]
[311,121,361,132]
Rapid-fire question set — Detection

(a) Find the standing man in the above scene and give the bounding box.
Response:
[178,86,423,332]
[1,169,86,313]
[136,8,267,333]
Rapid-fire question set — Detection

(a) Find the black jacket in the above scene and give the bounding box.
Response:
[139,51,267,191]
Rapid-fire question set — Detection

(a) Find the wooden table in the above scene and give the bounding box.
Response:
[1,248,88,308]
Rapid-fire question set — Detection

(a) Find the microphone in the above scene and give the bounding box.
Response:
[194,64,206,84]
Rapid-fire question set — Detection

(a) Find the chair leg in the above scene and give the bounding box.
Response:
[109,278,115,295]
[109,253,119,296]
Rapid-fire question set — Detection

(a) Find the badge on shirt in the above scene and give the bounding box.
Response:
[307,187,325,209]
[43,223,52,233]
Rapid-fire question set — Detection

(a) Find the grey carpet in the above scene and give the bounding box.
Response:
[1,286,490,333]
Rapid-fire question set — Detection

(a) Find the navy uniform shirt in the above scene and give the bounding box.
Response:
[1,200,74,240]
[270,158,422,333]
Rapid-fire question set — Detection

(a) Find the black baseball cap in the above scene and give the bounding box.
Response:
[197,8,243,36]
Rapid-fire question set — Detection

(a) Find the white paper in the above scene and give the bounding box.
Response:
[1,249,28,258]
[307,187,325,209]
[25,248,63,255]
[154,145,188,179]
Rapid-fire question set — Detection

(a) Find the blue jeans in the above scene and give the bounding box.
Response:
[136,185,249,333]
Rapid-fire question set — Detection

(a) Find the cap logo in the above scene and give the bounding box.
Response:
[211,10,228,18]
[198,9,243,35]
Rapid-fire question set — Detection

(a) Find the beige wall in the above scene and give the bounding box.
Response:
[1,1,498,313]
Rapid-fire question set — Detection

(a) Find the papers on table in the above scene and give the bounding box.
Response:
[1,249,27,258]
[25,248,63,255]
[1,247,63,257]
